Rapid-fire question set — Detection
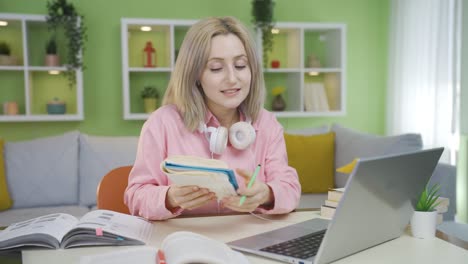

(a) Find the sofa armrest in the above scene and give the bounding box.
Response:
[428,163,456,221]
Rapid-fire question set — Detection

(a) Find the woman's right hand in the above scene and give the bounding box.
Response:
[166,186,216,211]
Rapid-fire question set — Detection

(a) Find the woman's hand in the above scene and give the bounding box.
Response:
[222,168,274,212]
[166,185,216,211]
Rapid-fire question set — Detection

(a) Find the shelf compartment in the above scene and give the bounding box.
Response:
[129,71,168,114]
[265,27,301,69]
[0,70,25,115]
[174,25,190,64]
[0,19,24,66]
[304,72,342,112]
[25,20,67,67]
[28,70,77,115]
[127,24,170,68]
[304,28,343,69]
[264,72,301,112]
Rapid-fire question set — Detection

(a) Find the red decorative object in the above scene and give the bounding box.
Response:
[271,60,280,68]
[143,41,156,67]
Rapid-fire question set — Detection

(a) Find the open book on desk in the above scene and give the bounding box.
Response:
[0,209,153,251]
[80,231,249,264]
[161,155,239,199]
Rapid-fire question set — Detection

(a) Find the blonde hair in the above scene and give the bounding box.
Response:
[162,16,265,131]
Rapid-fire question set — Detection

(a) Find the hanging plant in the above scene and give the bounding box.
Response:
[251,0,275,67]
[46,0,87,87]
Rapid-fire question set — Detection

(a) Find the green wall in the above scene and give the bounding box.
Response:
[0,0,389,141]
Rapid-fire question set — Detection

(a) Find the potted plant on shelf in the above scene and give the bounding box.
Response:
[251,0,275,67]
[271,86,286,111]
[410,183,441,239]
[0,41,12,66]
[45,36,60,67]
[141,86,159,113]
[46,0,87,87]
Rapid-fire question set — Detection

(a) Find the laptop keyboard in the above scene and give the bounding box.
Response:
[260,229,327,259]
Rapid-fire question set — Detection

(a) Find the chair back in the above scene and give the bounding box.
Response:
[96,166,132,214]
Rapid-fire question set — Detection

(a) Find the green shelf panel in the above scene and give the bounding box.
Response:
[264,72,291,111]
[128,25,170,68]
[0,20,24,66]
[26,21,67,67]
[0,70,25,114]
[303,31,327,68]
[29,71,77,115]
[265,28,300,69]
[129,72,169,113]
[304,72,341,111]
[174,26,189,64]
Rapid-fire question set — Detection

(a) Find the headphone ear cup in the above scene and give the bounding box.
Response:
[229,122,256,150]
[209,126,228,154]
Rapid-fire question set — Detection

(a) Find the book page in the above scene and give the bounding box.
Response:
[0,213,78,249]
[80,246,157,264]
[162,231,249,264]
[166,172,238,199]
[70,210,153,243]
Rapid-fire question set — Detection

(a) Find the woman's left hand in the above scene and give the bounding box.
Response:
[221,168,274,212]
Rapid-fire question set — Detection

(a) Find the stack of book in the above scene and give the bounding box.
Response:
[435,197,450,224]
[303,82,330,112]
[320,188,344,219]
[320,188,449,224]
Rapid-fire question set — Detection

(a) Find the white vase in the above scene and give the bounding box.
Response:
[410,210,438,239]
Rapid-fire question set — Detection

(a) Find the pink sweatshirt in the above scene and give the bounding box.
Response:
[124,104,300,220]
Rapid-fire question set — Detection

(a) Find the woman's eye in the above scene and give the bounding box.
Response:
[210,68,222,72]
[235,65,247,70]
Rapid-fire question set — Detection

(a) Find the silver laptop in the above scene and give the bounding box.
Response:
[228,148,444,264]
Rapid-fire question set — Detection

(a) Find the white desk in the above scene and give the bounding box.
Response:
[22,211,468,264]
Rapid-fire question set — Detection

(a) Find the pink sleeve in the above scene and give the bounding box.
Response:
[124,118,182,220]
[256,121,301,214]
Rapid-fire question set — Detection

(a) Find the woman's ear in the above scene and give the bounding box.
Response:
[196,81,201,88]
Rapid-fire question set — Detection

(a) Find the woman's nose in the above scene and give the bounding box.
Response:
[225,65,237,83]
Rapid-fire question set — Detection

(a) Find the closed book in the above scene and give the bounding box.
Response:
[161,155,239,199]
[435,205,448,214]
[327,188,345,202]
[437,213,443,225]
[434,197,449,213]
[320,205,336,219]
[436,197,450,207]
[324,199,339,208]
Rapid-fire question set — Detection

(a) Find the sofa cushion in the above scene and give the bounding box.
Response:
[332,124,423,187]
[0,138,13,211]
[284,132,335,193]
[5,131,80,208]
[79,134,138,206]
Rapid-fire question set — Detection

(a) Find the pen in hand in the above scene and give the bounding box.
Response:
[239,164,261,206]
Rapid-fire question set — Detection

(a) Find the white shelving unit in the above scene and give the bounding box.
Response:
[259,22,347,117]
[121,18,197,120]
[121,19,346,119]
[0,13,83,122]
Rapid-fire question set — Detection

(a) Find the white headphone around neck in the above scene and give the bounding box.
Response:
[198,119,256,155]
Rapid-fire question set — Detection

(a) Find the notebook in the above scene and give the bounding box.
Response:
[228,147,444,264]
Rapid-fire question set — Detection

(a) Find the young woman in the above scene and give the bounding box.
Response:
[124,16,300,220]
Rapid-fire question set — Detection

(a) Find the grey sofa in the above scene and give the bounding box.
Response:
[0,124,457,226]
